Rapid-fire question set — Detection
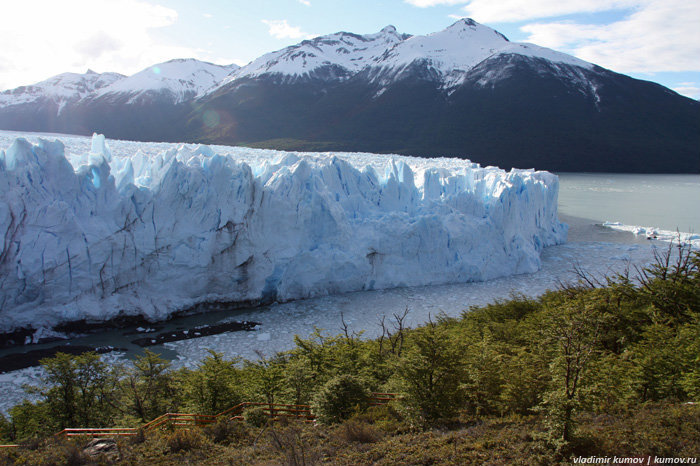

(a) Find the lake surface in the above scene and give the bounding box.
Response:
[557,173,700,233]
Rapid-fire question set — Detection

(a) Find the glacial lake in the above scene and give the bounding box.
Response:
[557,173,700,233]
[1,171,696,412]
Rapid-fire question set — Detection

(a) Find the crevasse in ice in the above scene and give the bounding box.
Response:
[0,134,567,331]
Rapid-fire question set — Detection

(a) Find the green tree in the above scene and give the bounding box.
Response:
[540,297,604,444]
[500,348,549,414]
[283,356,315,405]
[394,318,465,423]
[35,352,120,429]
[8,400,51,440]
[121,349,175,422]
[630,324,690,401]
[679,318,700,400]
[312,374,370,424]
[0,411,14,442]
[461,329,504,415]
[246,352,285,407]
[183,350,241,414]
[629,243,700,324]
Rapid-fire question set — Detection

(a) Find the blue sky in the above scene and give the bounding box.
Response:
[1,0,699,98]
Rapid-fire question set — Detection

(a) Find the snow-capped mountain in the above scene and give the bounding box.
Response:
[93,58,239,104]
[223,25,409,83]
[222,19,590,92]
[0,70,124,111]
[0,58,239,142]
[0,19,697,172]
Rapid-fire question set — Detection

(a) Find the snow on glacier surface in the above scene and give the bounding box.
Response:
[0,131,566,331]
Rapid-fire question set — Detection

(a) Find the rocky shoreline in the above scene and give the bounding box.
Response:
[0,299,265,350]
[130,320,260,347]
[0,318,262,374]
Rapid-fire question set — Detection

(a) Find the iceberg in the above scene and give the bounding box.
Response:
[0,134,567,332]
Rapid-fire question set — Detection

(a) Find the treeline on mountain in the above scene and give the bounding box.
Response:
[0,243,698,464]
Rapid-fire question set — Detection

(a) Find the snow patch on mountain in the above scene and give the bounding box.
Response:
[0,133,566,332]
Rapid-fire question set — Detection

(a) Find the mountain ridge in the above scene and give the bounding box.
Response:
[0,19,697,173]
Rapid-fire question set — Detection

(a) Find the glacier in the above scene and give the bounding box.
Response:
[0,133,566,332]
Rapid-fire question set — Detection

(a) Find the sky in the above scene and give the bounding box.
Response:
[0,0,698,99]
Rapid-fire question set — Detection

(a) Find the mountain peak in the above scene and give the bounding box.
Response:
[94,59,240,103]
[442,17,509,42]
[449,17,477,28]
[380,25,397,34]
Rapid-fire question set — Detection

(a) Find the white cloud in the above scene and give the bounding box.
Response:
[203,13,213,18]
[298,0,311,6]
[261,19,314,40]
[520,0,700,73]
[672,83,700,100]
[0,0,204,90]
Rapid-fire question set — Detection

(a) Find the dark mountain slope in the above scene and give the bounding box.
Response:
[186,55,699,172]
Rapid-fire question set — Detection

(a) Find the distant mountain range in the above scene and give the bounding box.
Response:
[1,19,698,173]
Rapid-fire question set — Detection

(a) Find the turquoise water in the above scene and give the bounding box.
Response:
[557,173,700,233]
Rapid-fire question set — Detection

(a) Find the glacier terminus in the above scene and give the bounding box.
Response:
[0,133,567,333]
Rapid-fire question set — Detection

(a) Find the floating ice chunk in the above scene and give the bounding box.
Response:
[602,221,699,248]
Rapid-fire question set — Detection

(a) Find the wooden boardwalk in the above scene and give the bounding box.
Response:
[0,392,399,446]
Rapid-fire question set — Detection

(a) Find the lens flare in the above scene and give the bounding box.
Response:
[203,109,221,128]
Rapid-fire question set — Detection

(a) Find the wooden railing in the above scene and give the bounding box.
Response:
[1,392,398,445]
[54,427,139,438]
[369,392,398,406]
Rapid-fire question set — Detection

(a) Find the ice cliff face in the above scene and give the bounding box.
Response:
[0,134,567,331]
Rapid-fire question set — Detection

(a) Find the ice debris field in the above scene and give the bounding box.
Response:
[0,132,566,332]
[602,222,699,248]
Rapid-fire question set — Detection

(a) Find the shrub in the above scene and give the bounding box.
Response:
[203,418,247,443]
[312,374,370,424]
[268,424,319,466]
[129,428,146,445]
[244,406,270,428]
[166,428,205,453]
[350,405,408,434]
[337,418,381,444]
[61,441,91,466]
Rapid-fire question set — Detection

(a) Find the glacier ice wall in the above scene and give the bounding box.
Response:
[0,134,567,331]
